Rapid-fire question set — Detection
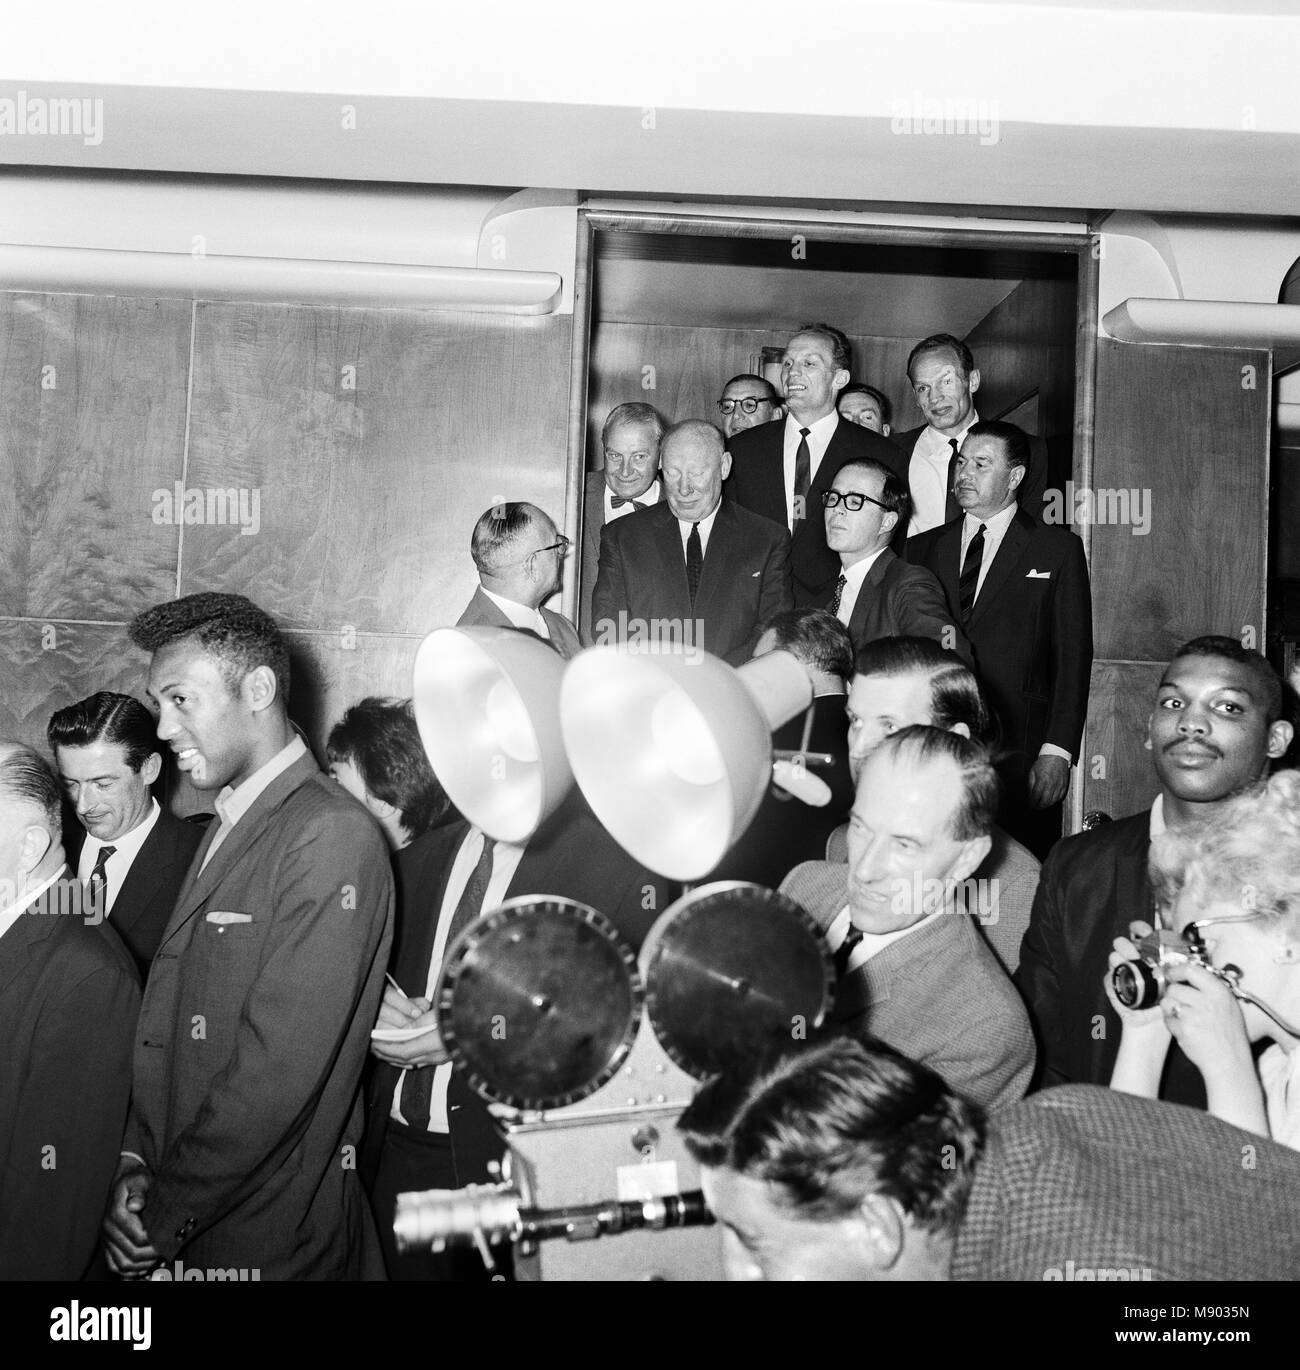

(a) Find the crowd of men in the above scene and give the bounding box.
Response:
[3,320,1299,1283]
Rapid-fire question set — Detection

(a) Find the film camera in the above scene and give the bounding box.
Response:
[1110,922,1241,1010]
[393,881,833,1280]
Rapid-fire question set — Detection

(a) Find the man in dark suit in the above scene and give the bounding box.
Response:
[580,402,666,642]
[781,726,1034,1112]
[703,608,855,888]
[102,592,394,1281]
[48,691,206,982]
[592,420,793,666]
[362,794,672,1280]
[907,420,1092,857]
[0,742,139,1280]
[680,1036,1300,1281]
[822,457,969,660]
[1017,637,1294,1104]
[728,323,906,606]
[458,501,582,660]
[891,333,1049,533]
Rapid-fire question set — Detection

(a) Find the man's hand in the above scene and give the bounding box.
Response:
[1027,754,1070,809]
[102,1159,161,1278]
[370,984,451,1068]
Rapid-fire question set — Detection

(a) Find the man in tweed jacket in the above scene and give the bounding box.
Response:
[781,726,1034,1113]
[681,1036,1300,1281]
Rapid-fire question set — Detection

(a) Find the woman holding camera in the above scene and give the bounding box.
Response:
[1105,770,1300,1147]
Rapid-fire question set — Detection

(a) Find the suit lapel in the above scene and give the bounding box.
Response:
[650,506,691,611]
[847,547,894,641]
[931,519,964,611]
[969,512,1033,630]
[693,501,737,616]
[468,588,515,630]
[158,753,317,949]
[111,822,169,938]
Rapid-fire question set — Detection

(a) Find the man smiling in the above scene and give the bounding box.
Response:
[1017,636,1294,1102]
[729,323,905,605]
[102,592,393,1280]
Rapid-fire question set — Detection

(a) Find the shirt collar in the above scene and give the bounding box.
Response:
[786,410,839,443]
[214,735,309,832]
[1149,793,1166,840]
[679,502,721,541]
[0,865,68,943]
[479,585,547,636]
[917,410,980,458]
[78,798,161,880]
[840,546,888,589]
[962,500,1018,538]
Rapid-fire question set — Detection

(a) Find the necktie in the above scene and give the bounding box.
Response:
[829,573,847,617]
[945,436,962,523]
[399,835,496,1131]
[686,522,703,604]
[86,844,116,917]
[959,523,987,625]
[832,926,863,980]
[793,428,811,522]
[610,495,646,510]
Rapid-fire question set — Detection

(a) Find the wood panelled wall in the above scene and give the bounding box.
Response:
[1082,340,1269,822]
[587,324,918,461]
[0,292,573,812]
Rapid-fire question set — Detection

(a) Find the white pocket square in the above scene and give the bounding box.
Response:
[1026,569,1052,579]
[751,571,761,577]
[205,910,253,925]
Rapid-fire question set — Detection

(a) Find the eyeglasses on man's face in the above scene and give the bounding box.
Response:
[497,534,571,569]
[822,490,889,513]
[717,396,770,416]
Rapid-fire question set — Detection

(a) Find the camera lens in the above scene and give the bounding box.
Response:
[1112,960,1159,1010]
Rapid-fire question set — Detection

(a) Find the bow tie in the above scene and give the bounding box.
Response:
[610,494,646,509]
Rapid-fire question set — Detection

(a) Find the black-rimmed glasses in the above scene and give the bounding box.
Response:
[718,397,770,416]
[821,490,889,513]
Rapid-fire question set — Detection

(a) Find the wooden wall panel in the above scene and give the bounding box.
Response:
[0,294,192,619]
[182,303,573,635]
[587,323,916,461]
[1090,341,1268,663]
[1081,660,1167,822]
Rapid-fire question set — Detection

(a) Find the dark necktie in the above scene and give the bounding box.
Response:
[945,437,962,524]
[686,522,703,604]
[86,844,116,917]
[828,573,847,617]
[832,926,863,980]
[959,523,987,625]
[399,835,496,1131]
[610,495,646,510]
[792,427,811,522]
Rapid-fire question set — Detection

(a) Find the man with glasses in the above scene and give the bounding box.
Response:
[717,374,781,441]
[823,458,968,659]
[457,502,581,659]
[582,402,666,642]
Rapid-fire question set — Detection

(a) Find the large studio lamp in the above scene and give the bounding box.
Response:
[412,626,573,844]
[558,646,815,881]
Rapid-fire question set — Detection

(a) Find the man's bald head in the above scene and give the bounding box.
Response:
[661,420,732,523]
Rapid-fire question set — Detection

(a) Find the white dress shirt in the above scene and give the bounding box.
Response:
[604,480,661,524]
[782,411,840,531]
[0,866,66,944]
[390,826,526,1133]
[481,585,550,640]
[200,735,308,873]
[678,502,721,558]
[835,547,888,628]
[908,411,980,536]
[76,798,161,918]
[825,905,945,975]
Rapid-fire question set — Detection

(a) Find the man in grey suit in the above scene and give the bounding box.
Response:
[102,593,394,1280]
[457,501,582,660]
[580,402,666,642]
[782,725,1034,1112]
[682,1036,1300,1282]
[822,457,968,661]
[826,637,1041,976]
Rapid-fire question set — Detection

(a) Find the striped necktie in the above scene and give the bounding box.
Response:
[959,523,987,625]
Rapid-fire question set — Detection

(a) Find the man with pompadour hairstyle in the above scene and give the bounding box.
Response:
[102,592,394,1281]
[49,690,207,980]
